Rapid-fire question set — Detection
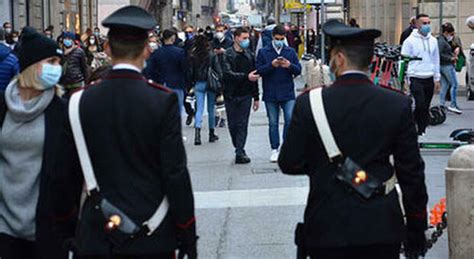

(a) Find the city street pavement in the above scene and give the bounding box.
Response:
[182,80,473,259]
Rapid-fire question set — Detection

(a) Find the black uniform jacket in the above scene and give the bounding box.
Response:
[278,73,428,248]
[0,93,72,259]
[56,69,195,255]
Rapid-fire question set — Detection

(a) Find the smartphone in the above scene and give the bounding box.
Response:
[277,56,284,61]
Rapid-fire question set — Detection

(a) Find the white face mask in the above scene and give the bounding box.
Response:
[89,39,96,45]
[446,35,454,42]
[215,32,225,41]
[5,28,11,34]
[149,42,158,50]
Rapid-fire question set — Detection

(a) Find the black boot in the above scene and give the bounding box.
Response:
[209,129,219,142]
[186,114,194,126]
[194,128,202,145]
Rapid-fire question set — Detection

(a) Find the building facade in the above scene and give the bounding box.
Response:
[1,0,98,35]
[348,0,473,47]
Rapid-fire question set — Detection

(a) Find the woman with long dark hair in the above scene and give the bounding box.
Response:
[306,29,316,55]
[188,35,221,145]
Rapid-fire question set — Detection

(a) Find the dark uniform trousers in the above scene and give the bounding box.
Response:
[308,243,400,259]
[410,77,434,134]
[225,95,252,156]
[0,234,38,259]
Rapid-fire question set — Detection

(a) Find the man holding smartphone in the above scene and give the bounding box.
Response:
[256,25,302,163]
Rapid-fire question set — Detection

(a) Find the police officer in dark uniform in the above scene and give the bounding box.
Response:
[278,20,428,259]
[55,6,197,259]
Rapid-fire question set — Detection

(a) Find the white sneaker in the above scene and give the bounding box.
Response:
[270,149,279,163]
[447,106,462,114]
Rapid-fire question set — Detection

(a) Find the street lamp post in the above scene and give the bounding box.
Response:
[303,0,307,54]
[321,0,325,63]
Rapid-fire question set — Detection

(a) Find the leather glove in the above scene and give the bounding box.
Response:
[177,224,198,259]
[404,229,427,258]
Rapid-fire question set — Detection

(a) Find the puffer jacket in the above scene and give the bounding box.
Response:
[0,44,19,90]
[60,47,88,85]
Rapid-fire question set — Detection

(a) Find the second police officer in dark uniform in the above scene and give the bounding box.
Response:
[278,20,428,259]
[55,6,197,258]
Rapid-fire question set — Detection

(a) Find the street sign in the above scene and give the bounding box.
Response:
[284,2,311,10]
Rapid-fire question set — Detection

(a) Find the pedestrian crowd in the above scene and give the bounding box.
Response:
[0,5,470,259]
[400,14,466,138]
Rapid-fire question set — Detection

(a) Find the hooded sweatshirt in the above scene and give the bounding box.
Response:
[0,79,54,240]
[0,43,19,90]
[401,29,440,81]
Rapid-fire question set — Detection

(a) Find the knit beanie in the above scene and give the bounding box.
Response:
[17,27,63,72]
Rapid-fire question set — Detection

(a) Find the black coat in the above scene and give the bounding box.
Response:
[56,69,195,255]
[0,93,73,259]
[211,37,233,50]
[60,47,89,85]
[399,26,413,45]
[144,44,187,89]
[279,73,428,248]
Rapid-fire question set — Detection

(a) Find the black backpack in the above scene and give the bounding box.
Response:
[428,106,446,126]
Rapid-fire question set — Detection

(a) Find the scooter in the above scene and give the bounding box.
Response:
[419,128,474,151]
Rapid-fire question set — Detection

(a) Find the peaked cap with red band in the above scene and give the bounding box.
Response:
[102,5,157,41]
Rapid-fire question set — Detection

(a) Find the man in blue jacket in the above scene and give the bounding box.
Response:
[256,25,302,162]
[0,28,19,90]
[145,28,187,114]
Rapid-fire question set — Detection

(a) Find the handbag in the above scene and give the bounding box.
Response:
[207,66,223,93]
[455,53,466,72]
[69,90,170,247]
[309,88,396,200]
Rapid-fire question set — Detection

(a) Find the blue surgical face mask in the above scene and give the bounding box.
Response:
[39,63,62,89]
[185,32,194,40]
[63,39,73,48]
[240,39,250,49]
[273,39,285,49]
[420,24,431,36]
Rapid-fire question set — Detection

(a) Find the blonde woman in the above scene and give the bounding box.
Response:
[0,28,71,259]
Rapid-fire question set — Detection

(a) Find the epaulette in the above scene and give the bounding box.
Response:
[299,85,327,96]
[378,85,406,95]
[68,82,98,95]
[146,79,172,93]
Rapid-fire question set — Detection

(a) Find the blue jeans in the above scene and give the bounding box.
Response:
[194,81,216,129]
[439,64,459,108]
[265,100,295,150]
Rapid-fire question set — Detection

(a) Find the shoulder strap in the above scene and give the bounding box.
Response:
[309,88,343,161]
[68,89,169,235]
[68,90,99,193]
